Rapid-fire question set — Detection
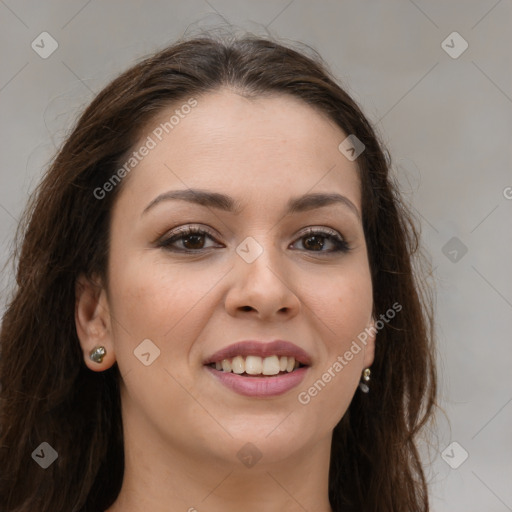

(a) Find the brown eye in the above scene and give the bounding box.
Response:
[180,233,206,250]
[158,226,220,252]
[157,225,350,255]
[291,228,350,254]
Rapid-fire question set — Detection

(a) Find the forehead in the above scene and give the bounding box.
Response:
[116,89,361,215]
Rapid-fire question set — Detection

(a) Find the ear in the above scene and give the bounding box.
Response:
[75,273,116,372]
[362,315,377,369]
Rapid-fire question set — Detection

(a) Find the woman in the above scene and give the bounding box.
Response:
[0,33,436,512]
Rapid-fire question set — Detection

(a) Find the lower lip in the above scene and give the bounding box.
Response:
[205,366,309,397]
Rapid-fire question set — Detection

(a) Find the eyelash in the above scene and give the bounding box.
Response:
[157,225,351,255]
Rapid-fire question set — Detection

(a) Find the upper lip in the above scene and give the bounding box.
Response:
[203,340,313,366]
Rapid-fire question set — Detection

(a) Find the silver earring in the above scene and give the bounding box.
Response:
[89,346,106,363]
[358,368,371,393]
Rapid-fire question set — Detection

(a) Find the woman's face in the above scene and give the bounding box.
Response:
[85,89,375,467]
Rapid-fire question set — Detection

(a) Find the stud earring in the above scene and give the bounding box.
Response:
[89,346,106,364]
[358,368,371,393]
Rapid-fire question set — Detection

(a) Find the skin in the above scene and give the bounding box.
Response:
[76,88,376,512]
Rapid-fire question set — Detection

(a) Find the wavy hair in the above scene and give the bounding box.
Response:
[0,32,436,512]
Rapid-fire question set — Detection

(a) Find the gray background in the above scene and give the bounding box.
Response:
[1,1,511,510]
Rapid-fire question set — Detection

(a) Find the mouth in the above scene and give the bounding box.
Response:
[203,340,312,397]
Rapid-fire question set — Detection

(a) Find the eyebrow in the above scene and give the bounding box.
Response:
[141,188,361,220]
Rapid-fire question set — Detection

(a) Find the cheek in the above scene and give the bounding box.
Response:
[109,257,220,340]
[300,262,372,411]
[308,264,373,341]
[297,277,371,430]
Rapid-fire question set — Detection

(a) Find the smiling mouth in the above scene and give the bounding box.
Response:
[206,355,307,376]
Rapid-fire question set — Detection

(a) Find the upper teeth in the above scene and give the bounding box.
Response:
[212,355,300,375]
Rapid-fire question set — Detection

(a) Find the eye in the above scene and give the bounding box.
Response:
[290,227,350,254]
[157,225,351,254]
[157,225,220,252]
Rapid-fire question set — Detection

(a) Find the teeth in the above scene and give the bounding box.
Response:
[231,355,245,374]
[210,355,302,375]
[245,355,262,375]
[262,355,280,375]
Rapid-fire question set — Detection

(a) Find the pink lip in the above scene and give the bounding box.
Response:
[203,340,313,366]
[205,365,309,397]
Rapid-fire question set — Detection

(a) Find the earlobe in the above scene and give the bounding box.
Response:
[75,273,115,371]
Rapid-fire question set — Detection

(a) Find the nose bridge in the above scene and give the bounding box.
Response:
[235,233,283,280]
[227,233,298,317]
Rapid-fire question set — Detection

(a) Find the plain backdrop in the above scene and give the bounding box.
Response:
[1,1,511,511]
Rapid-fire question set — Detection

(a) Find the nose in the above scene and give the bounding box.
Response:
[224,238,301,321]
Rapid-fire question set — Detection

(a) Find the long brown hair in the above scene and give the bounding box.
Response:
[0,32,436,512]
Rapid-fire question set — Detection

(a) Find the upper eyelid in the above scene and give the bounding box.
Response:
[162,224,345,240]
